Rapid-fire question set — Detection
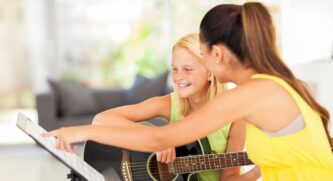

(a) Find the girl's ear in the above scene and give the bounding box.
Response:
[208,72,213,81]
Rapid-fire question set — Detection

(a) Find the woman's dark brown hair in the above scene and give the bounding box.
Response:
[200,2,331,145]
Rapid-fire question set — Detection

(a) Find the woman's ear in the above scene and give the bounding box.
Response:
[214,44,232,65]
[211,45,223,64]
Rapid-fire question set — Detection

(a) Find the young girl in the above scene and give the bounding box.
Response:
[48,33,259,180]
[46,2,333,180]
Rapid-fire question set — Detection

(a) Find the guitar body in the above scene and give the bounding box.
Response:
[83,141,124,180]
[83,139,207,181]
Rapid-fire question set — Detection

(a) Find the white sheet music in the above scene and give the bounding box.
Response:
[16,113,105,181]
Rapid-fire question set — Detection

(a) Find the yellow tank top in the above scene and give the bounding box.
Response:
[247,74,333,181]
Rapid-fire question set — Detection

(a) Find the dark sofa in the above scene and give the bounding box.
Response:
[36,72,172,131]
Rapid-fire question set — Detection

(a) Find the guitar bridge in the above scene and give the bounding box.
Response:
[121,150,133,181]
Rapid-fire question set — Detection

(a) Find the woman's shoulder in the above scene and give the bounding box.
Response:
[236,76,284,95]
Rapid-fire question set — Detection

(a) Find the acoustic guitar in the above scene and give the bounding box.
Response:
[83,138,253,181]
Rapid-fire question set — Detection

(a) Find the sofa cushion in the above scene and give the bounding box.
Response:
[48,80,98,116]
[125,72,168,104]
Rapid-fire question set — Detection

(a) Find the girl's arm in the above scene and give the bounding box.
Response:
[92,95,171,127]
[219,120,246,180]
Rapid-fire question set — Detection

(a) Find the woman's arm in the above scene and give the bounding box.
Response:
[92,95,171,126]
[45,82,260,152]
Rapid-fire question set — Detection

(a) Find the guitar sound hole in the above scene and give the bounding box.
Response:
[148,158,160,180]
[147,155,178,181]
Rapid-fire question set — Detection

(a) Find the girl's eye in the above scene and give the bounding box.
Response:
[185,69,193,71]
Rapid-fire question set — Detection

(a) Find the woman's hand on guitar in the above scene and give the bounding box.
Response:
[43,125,90,153]
[155,147,176,164]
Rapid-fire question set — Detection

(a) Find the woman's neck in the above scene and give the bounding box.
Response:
[232,67,258,84]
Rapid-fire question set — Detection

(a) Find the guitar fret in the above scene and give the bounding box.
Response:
[180,158,184,173]
[188,157,192,172]
[211,155,216,169]
[207,154,211,170]
[177,160,182,174]
[212,155,216,169]
[198,155,204,171]
[208,155,212,169]
[231,153,237,167]
[192,157,196,172]
[168,163,174,174]
[225,153,229,167]
[174,160,179,173]
[229,153,233,167]
[194,157,198,172]
[222,153,227,168]
[213,155,219,169]
[185,157,189,173]
[241,152,245,166]
[172,151,253,174]
[191,157,196,172]
[218,154,222,169]
[187,157,192,173]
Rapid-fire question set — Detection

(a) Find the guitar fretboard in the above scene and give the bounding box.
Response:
[169,152,253,174]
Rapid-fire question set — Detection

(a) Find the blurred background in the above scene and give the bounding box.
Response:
[0,0,333,180]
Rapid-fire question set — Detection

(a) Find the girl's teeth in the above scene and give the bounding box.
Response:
[179,83,190,87]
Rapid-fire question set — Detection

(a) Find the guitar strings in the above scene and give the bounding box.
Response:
[128,161,252,174]
[122,153,252,179]
[128,159,252,168]
[129,160,252,172]
[127,157,251,166]
[125,160,252,179]
[127,152,250,165]
[128,160,252,180]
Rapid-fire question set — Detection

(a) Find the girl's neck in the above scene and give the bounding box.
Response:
[188,87,209,112]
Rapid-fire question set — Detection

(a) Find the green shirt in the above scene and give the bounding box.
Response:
[170,92,231,181]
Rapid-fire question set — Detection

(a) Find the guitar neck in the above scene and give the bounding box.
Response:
[169,152,253,174]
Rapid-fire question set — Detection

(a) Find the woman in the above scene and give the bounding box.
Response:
[49,33,258,180]
[45,2,333,180]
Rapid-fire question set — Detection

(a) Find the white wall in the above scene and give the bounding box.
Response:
[281,0,333,63]
[290,62,333,135]
[23,0,57,93]
[280,0,333,134]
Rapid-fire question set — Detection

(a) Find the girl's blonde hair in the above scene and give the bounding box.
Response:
[172,33,225,116]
